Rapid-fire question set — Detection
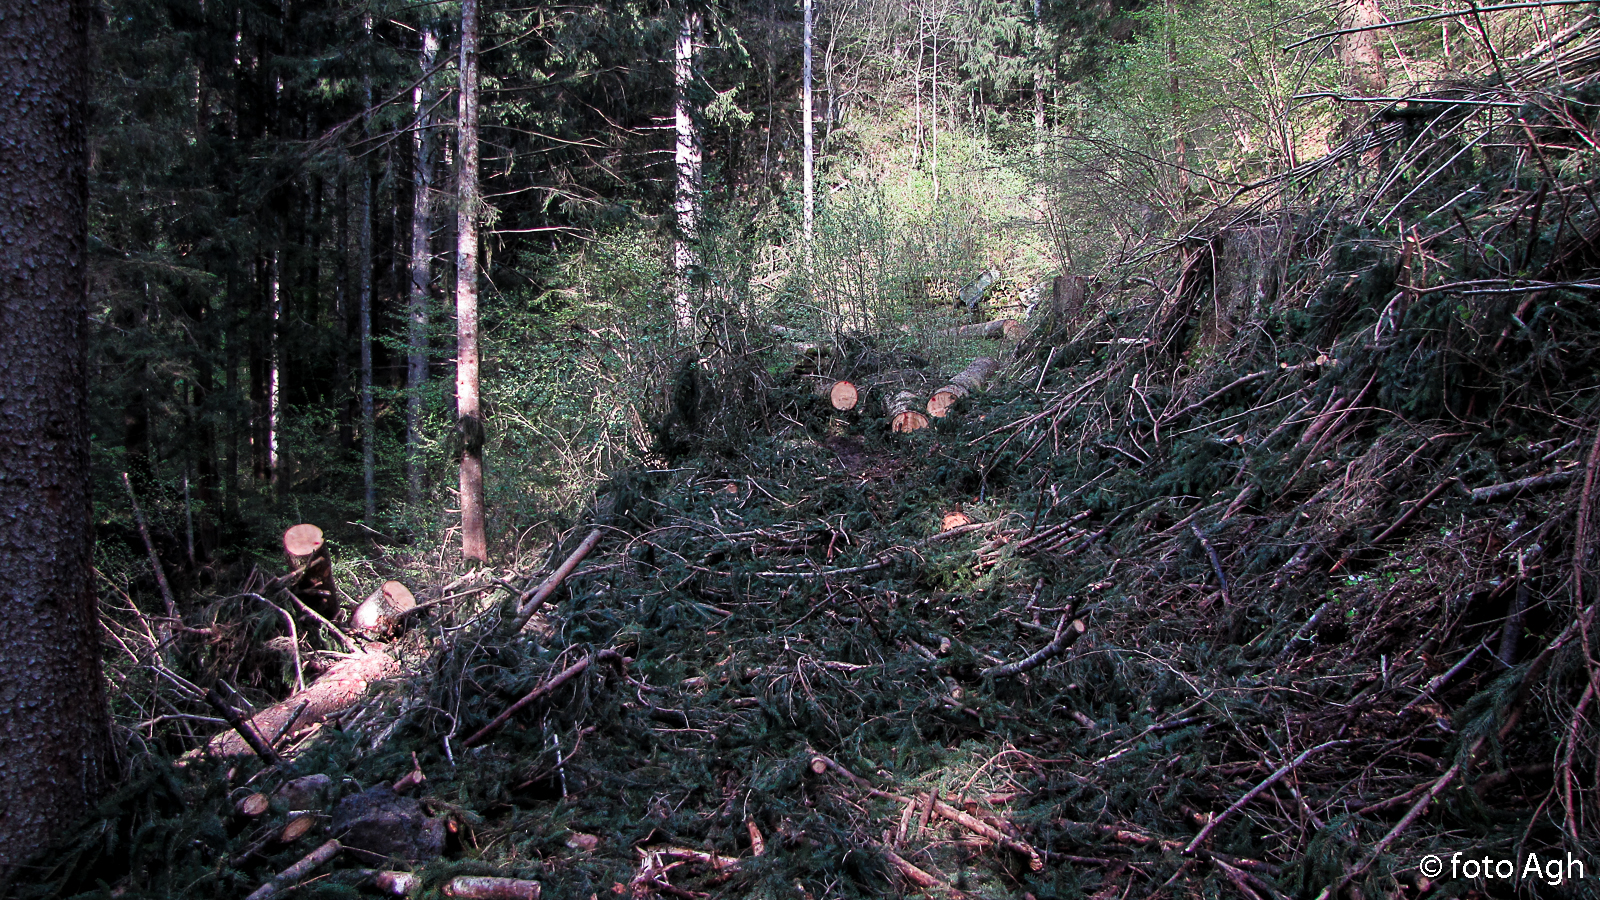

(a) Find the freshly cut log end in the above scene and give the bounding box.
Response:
[280,812,318,843]
[888,391,930,433]
[940,511,971,531]
[830,380,858,411]
[283,524,324,559]
[237,793,271,818]
[927,357,998,418]
[353,580,417,632]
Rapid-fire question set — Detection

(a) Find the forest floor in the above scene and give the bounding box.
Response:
[26,291,1600,900]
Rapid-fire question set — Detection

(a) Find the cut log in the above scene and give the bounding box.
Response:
[279,812,317,843]
[283,523,339,619]
[888,391,929,433]
[813,379,858,411]
[940,510,972,531]
[937,319,1023,341]
[1470,469,1577,503]
[352,580,417,633]
[958,268,1000,309]
[237,793,271,818]
[443,877,542,900]
[927,357,997,417]
[203,651,397,758]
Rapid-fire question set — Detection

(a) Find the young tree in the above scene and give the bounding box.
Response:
[0,0,110,879]
[457,0,488,561]
[673,6,703,332]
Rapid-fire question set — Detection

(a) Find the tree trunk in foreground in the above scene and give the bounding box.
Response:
[457,0,487,561]
[888,391,930,432]
[927,356,997,417]
[0,0,110,879]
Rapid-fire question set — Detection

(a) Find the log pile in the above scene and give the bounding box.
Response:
[927,356,997,417]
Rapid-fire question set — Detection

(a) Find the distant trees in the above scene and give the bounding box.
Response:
[0,0,110,878]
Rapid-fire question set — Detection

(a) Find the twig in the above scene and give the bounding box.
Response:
[1470,468,1577,503]
[463,649,624,747]
[1330,477,1460,573]
[243,839,341,900]
[122,472,178,620]
[1184,740,1349,854]
[1191,526,1232,605]
[277,588,361,654]
[1283,0,1592,50]
[981,618,1087,679]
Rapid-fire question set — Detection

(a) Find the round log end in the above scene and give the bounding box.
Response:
[382,581,417,612]
[830,380,858,411]
[1001,319,1025,341]
[279,812,318,843]
[940,511,971,531]
[283,523,324,558]
[927,390,957,417]
[891,412,930,433]
[810,757,829,775]
[236,792,270,818]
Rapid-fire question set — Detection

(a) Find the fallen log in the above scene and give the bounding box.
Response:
[927,357,997,417]
[283,524,339,618]
[203,651,397,758]
[813,378,859,411]
[937,319,1023,341]
[889,391,930,432]
[244,839,341,900]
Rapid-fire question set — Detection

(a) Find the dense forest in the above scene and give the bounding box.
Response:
[3,0,1600,895]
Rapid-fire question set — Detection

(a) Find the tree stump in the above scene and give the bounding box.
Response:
[352,581,417,634]
[283,524,339,619]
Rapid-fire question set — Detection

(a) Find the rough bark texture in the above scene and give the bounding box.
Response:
[456,0,488,561]
[802,0,814,247]
[888,391,930,433]
[204,652,397,757]
[1339,0,1388,96]
[0,0,110,877]
[927,356,997,417]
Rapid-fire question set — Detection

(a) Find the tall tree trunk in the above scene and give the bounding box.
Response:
[456,0,488,561]
[335,172,353,451]
[359,25,377,523]
[408,24,438,508]
[268,249,282,488]
[672,8,702,333]
[250,256,270,481]
[0,0,110,878]
[1032,0,1045,139]
[1339,0,1388,97]
[1168,0,1188,199]
[803,0,814,251]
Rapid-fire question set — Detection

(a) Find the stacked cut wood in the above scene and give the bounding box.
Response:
[937,319,1024,341]
[888,390,929,432]
[283,524,339,618]
[812,378,859,411]
[927,356,997,417]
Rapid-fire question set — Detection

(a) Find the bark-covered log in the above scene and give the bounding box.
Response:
[204,651,396,757]
[927,357,997,417]
[283,524,339,619]
[888,391,930,433]
[937,319,1023,341]
[244,840,341,900]
[1470,469,1577,503]
[813,379,858,411]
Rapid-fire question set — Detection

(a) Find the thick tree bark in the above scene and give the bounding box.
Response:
[0,0,110,878]
[457,0,488,561]
[672,9,702,332]
[1339,0,1388,97]
[407,25,439,508]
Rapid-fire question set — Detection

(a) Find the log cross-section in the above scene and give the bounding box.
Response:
[816,379,857,411]
[282,524,339,619]
[927,357,997,417]
[888,391,930,433]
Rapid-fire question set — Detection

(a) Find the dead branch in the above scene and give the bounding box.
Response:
[1184,740,1349,854]
[243,839,341,900]
[203,688,285,768]
[981,618,1087,679]
[1470,468,1577,503]
[462,649,624,747]
[509,527,605,633]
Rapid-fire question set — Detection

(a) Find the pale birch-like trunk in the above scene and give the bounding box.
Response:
[803,0,814,250]
[268,250,282,487]
[407,25,439,508]
[673,9,703,332]
[456,0,488,561]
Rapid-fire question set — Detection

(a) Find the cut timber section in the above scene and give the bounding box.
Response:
[283,523,339,619]
[813,379,858,411]
[927,357,997,418]
[888,390,930,433]
[204,651,397,757]
[351,580,417,633]
[937,319,1023,341]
